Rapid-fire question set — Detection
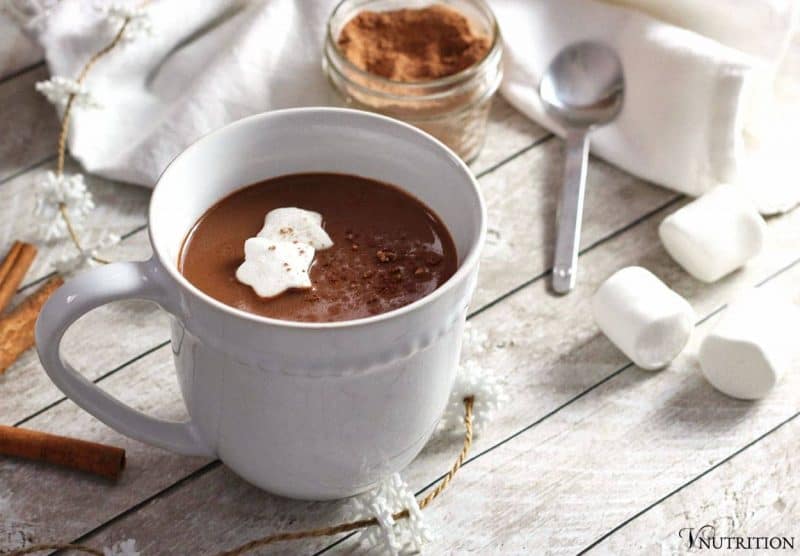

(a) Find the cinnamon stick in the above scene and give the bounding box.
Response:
[0,241,37,313]
[0,241,23,283]
[0,424,125,480]
[0,276,63,374]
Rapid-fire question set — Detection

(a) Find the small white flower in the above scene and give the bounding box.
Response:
[34,171,95,241]
[388,474,432,549]
[99,3,153,41]
[35,76,100,109]
[358,494,403,555]
[438,359,508,435]
[54,232,120,275]
[103,538,139,556]
[462,321,490,359]
[343,473,431,555]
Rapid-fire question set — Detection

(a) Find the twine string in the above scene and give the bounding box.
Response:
[6,397,475,556]
[417,396,473,511]
[55,17,132,177]
[54,95,74,178]
[53,16,133,264]
[57,203,84,252]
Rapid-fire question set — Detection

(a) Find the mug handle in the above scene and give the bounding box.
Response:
[35,259,215,457]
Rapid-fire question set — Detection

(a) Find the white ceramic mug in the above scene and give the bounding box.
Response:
[36,108,486,500]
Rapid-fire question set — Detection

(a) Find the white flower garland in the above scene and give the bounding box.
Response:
[35,76,101,109]
[439,358,507,434]
[343,473,433,555]
[438,321,508,434]
[103,538,140,556]
[31,1,153,272]
[98,3,153,41]
[33,171,95,241]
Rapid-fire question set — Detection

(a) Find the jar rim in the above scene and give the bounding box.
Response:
[325,0,503,91]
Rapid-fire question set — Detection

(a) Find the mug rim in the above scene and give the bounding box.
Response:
[149,107,487,330]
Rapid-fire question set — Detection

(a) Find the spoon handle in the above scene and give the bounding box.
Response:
[552,128,590,294]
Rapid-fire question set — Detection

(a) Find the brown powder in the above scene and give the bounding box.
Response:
[337,5,491,83]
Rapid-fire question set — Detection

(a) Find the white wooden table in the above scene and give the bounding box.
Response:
[2,53,799,555]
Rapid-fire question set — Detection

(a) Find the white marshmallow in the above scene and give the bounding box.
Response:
[257,207,333,249]
[236,207,333,298]
[592,266,695,371]
[699,289,800,400]
[659,185,766,283]
[235,237,314,298]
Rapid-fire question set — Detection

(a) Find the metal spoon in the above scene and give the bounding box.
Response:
[539,41,624,294]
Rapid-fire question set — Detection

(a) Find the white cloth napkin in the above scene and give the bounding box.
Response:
[3,0,799,212]
[496,0,799,209]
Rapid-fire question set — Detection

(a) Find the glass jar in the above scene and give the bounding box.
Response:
[323,0,503,163]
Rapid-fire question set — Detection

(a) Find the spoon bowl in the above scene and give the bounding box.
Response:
[540,41,625,127]
[539,42,624,294]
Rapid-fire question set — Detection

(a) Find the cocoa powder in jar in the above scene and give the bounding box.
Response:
[337,5,491,82]
[325,1,503,162]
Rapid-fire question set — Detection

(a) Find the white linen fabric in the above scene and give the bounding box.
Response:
[2,0,798,211]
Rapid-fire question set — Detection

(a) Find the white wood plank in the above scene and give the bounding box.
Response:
[595,413,800,555]
[64,205,800,554]
[471,95,550,175]
[0,64,58,182]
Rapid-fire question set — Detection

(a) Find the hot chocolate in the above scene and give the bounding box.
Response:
[178,173,458,322]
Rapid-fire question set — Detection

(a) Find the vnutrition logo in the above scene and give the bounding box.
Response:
[679,525,795,551]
